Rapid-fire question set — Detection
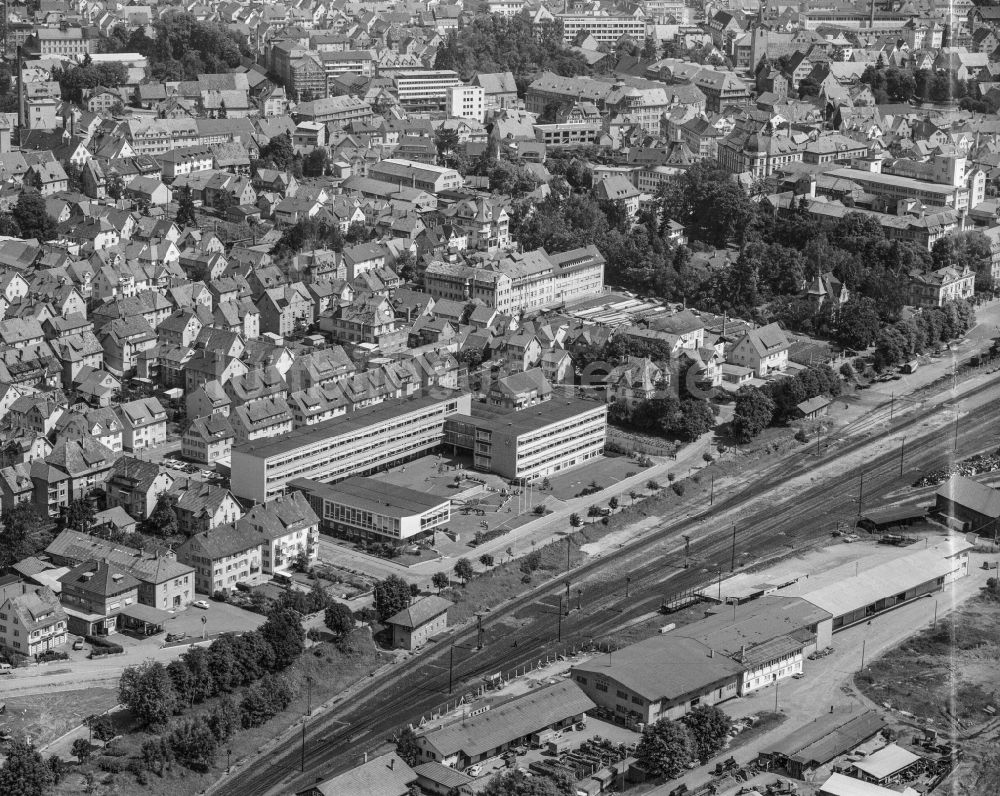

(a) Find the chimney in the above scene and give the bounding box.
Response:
[388,758,394,770]
[709,648,714,657]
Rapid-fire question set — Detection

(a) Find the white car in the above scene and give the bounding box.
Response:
[192,600,210,610]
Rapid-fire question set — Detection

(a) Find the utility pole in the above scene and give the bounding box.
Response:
[933,599,938,629]
[577,588,582,612]
[566,537,571,572]
[774,678,779,712]
[954,412,959,452]
[889,391,894,420]
[557,596,563,642]
[448,644,454,694]
[717,569,723,601]
[857,471,864,518]
[860,638,866,671]
[709,474,715,505]
[730,523,736,572]
[565,579,571,606]
[476,613,483,650]
[300,721,306,772]
[625,576,631,599]
[899,436,905,476]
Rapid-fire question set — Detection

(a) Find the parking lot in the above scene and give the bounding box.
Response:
[159,599,266,646]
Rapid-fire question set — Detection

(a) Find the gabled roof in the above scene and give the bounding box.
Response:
[386,595,452,629]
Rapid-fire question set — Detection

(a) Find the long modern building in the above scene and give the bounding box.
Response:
[230,391,471,502]
[291,476,451,544]
[444,398,607,483]
[423,245,606,314]
[393,70,462,112]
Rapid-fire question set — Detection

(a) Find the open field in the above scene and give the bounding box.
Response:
[1,687,119,749]
[856,592,1000,795]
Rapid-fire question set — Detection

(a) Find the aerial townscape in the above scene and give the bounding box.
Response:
[1,0,1000,795]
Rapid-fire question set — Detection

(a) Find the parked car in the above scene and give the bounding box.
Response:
[166,632,187,643]
[192,600,210,610]
[72,637,85,651]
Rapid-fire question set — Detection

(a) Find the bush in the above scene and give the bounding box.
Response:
[647,480,661,491]
[667,472,676,481]
[702,452,714,462]
[37,650,69,663]
[86,635,124,652]
[212,590,228,602]
[671,482,685,496]
[533,505,546,515]
[90,645,123,657]
[98,757,128,773]
[794,428,809,442]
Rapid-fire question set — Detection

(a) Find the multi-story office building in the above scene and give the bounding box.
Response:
[423,245,605,313]
[230,392,472,502]
[319,50,374,79]
[825,166,974,215]
[444,399,607,483]
[270,41,328,100]
[446,85,486,123]
[393,70,462,112]
[555,14,648,43]
[292,476,452,545]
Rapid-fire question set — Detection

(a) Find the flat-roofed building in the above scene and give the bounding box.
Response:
[293,95,373,126]
[230,391,472,502]
[445,398,606,483]
[825,166,971,214]
[291,476,451,544]
[393,70,462,112]
[554,14,648,43]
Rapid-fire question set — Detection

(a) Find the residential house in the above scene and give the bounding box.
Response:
[171,481,243,537]
[177,524,264,595]
[106,457,174,521]
[182,414,236,465]
[0,582,68,658]
[727,323,790,377]
[237,492,319,575]
[114,398,167,451]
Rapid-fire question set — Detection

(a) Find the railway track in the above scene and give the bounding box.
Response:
[215,375,1000,796]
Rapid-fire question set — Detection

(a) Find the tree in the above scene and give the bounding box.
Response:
[89,714,116,743]
[71,738,91,765]
[258,132,295,170]
[140,736,173,777]
[434,127,460,167]
[119,660,178,729]
[0,502,48,567]
[0,740,55,796]
[144,493,178,537]
[323,602,355,639]
[259,607,305,669]
[395,726,421,767]
[732,386,775,443]
[683,704,732,762]
[303,147,328,178]
[608,496,619,511]
[374,574,411,622]
[678,399,716,441]
[167,717,218,772]
[431,571,449,592]
[635,718,695,779]
[64,497,95,531]
[836,296,881,350]
[569,513,581,527]
[479,553,495,568]
[46,756,66,786]
[454,557,474,585]
[174,185,198,229]
[932,230,994,292]
[208,694,241,742]
[12,192,56,241]
[482,769,575,795]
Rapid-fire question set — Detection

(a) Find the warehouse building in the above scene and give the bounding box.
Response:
[414,680,594,770]
[230,391,471,502]
[790,542,972,632]
[763,710,888,779]
[934,474,1000,538]
[570,595,829,725]
[290,476,451,545]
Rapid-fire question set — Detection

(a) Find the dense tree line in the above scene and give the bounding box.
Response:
[52,59,127,103]
[873,299,976,370]
[610,396,717,441]
[433,12,589,93]
[101,11,248,81]
[860,61,977,105]
[119,608,304,733]
[731,364,842,443]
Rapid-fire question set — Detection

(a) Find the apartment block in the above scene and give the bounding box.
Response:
[554,14,648,43]
[393,70,462,112]
[446,85,485,123]
[230,391,472,502]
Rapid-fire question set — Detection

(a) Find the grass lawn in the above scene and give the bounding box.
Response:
[2,687,119,748]
[53,631,381,796]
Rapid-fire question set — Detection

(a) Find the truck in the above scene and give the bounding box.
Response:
[546,738,574,756]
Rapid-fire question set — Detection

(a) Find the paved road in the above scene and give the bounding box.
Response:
[212,369,1000,796]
